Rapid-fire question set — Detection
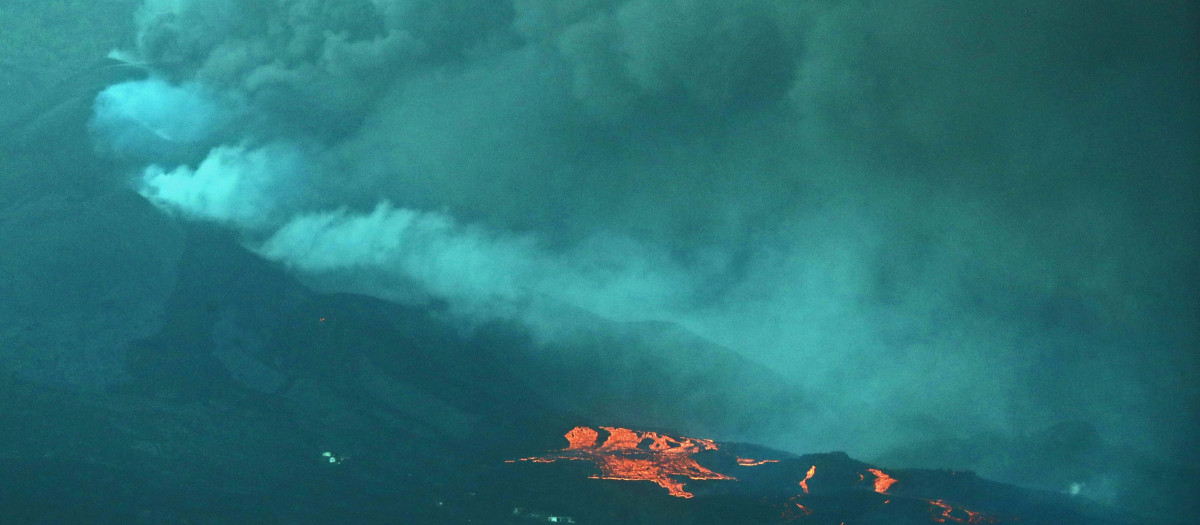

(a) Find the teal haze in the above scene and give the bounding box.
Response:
[80,0,1198,506]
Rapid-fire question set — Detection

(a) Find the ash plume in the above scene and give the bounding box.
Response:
[90,0,1199,502]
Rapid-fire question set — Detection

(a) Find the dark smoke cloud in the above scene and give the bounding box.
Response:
[91,0,1199,503]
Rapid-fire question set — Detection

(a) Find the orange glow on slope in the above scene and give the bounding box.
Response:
[798,465,816,494]
[736,458,780,466]
[515,428,1016,523]
[779,496,815,522]
[927,499,1000,524]
[510,426,738,498]
[564,426,599,448]
[778,465,818,522]
[868,468,898,494]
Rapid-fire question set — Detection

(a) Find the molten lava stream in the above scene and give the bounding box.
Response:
[736,457,780,466]
[509,426,742,498]
[867,468,898,494]
[798,465,815,494]
[927,499,1000,524]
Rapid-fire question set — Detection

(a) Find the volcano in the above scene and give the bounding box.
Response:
[2,4,1197,524]
[0,210,1160,524]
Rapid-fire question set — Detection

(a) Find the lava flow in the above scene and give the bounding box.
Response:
[927,499,1000,524]
[508,426,740,498]
[511,427,1019,524]
[736,458,780,466]
[798,465,816,494]
[867,468,898,494]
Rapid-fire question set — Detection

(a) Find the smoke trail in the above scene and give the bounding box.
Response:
[138,142,310,229]
[256,201,695,323]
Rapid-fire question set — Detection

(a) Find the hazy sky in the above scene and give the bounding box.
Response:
[90,0,1198,477]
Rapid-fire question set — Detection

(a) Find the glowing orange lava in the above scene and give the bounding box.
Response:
[736,458,780,466]
[514,428,1013,524]
[867,468,898,494]
[779,496,815,522]
[927,499,1000,524]
[798,465,816,494]
[510,426,737,498]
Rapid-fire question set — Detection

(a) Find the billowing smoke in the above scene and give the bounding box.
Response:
[90,0,1198,500]
[91,76,244,161]
[139,142,312,228]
